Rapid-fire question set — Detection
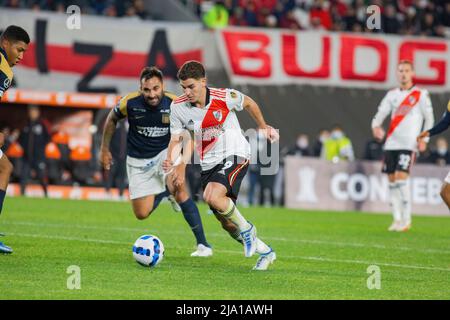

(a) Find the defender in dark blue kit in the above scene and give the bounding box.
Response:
[418,100,450,211]
[100,67,212,257]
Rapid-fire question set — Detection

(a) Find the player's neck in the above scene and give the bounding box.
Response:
[195,87,209,108]
[400,82,414,91]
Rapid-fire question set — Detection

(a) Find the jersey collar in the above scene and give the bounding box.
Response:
[0,47,8,61]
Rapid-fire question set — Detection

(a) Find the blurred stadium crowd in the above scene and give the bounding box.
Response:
[195,0,450,37]
[1,0,450,37]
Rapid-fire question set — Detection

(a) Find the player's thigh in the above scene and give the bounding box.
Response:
[203,182,228,204]
[131,195,155,219]
[127,163,165,201]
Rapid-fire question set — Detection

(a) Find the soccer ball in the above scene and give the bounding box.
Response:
[132,235,164,267]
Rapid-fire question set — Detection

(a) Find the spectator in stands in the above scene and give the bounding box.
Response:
[104,120,127,198]
[309,0,332,30]
[69,145,92,185]
[287,133,311,157]
[312,128,329,157]
[321,125,354,163]
[383,4,401,34]
[45,141,63,185]
[279,9,302,29]
[3,128,22,183]
[259,135,276,207]
[18,105,50,197]
[247,129,266,206]
[426,137,450,166]
[203,0,229,29]
[51,130,71,176]
[363,137,384,161]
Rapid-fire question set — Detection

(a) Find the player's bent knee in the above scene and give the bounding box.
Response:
[133,209,150,220]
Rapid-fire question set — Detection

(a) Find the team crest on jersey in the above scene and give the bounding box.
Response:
[408,96,416,104]
[230,91,237,99]
[213,110,223,122]
[3,78,11,89]
[162,114,170,124]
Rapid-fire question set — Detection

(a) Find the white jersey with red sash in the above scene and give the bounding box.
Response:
[372,86,434,151]
[170,87,251,171]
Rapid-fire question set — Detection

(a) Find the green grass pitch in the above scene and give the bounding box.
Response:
[1,197,450,300]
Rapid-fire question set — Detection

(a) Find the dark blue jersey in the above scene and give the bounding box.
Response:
[113,91,177,159]
[0,47,13,99]
[428,101,450,137]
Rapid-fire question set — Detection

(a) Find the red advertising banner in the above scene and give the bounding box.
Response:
[217,27,450,92]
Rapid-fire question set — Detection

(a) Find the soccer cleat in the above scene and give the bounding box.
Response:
[388,220,402,232]
[190,244,213,257]
[168,195,182,212]
[0,242,13,254]
[399,222,412,232]
[253,249,276,271]
[240,222,257,257]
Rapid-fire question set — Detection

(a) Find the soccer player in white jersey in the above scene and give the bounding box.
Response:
[372,60,434,232]
[163,61,279,270]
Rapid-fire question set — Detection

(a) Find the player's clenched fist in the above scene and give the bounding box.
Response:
[417,130,430,143]
[261,125,279,143]
[372,127,385,141]
[100,148,113,170]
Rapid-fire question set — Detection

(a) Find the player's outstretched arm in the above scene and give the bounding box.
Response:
[418,110,450,142]
[100,109,120,170]
[243,95,279,143]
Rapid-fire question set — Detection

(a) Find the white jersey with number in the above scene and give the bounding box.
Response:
[170,87,251,171]
[371,86,434,151]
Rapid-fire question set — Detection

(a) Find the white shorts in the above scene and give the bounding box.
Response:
[445,171,450,184]
[126,149,180,200]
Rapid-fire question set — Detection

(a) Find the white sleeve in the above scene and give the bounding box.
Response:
[372,92,392,128]
[170,104,184,135]
[421,89,434,132]
[226,88,245,111]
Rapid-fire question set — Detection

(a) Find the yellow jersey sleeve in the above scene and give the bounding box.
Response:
[0,52,13,99]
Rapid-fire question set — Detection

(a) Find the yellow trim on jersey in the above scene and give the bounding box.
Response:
[0,52,13,80]
[447,100,450,112]
[164,91,177,101]
[118,91,140,117]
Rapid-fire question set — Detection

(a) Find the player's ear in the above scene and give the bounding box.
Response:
[201,78,206,87]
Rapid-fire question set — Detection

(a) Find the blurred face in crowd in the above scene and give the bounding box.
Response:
[297,134,309,149]
[331,127,344,140]
[140,76,164,107]
[28,106,40,121]
[180,77,207,105]
[319,129,330,142]
[436,138,448,155]
[397,62,415,88]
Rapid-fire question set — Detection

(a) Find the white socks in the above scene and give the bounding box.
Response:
[389,182,402,222]
[219,199,251,231]
[397,179,411,225]
[389,180,411,225]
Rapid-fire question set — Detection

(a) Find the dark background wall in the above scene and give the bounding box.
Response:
[208,70,450,158]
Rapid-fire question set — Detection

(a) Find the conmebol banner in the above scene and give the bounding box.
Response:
[285,157,449,216]
[0,9,220,95]
[216,27,450,92]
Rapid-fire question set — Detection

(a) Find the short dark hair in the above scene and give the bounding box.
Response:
[177,60,206,81]
[140,66,163,83]
[0,25,30,44]
[398,60,414,70]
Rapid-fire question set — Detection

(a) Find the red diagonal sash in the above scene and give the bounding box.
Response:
[386,90,421,139]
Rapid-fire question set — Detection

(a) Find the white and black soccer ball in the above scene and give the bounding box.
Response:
[132,235,164,267]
